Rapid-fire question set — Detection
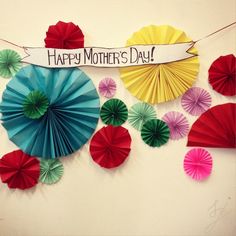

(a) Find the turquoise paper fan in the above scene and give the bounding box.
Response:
[0,65,100,158]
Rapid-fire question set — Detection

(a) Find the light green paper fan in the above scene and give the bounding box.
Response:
[128,102,156,131]
[40,159,64,184]
[0,49,22,78]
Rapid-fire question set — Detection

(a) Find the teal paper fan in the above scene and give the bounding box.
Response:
[141,119,170,147]
[40,159,64,184]
[100,98,128,126]
[0,65,100,158]
[128,102,156,131]
[0,49,22,78]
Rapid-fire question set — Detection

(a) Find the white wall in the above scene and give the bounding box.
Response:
[0,0,235,235]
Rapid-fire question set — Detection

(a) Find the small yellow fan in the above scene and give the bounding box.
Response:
[119,25,199,104]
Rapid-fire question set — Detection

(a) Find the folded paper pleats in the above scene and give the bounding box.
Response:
[0,150,40,189]
[89,125,132,169]
[0,65,100,158]
[187,103,236,148]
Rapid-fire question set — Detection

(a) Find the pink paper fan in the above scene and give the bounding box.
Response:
[98,77,116,98]
[181,87,212,116]
[183,148,213,181]
[162,111,189,140]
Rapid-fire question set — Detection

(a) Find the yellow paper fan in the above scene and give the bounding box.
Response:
[119,25,199,104]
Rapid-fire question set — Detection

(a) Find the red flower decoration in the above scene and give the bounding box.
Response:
[187,103,236,148]
[208,54,236,96]
[44,21,84,49]
[0,150,40,190]
[89,125,132,169]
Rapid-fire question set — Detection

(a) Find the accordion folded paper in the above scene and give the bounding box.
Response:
[141,119,170,147]
[98,77,116,98]
[100,98,128,126]
[187,103,236,148]
[181,87,212,116]
[162,111,189,140]
[119,25,199,104]
[128,102,156,131]
[208,54,236,96]
[89,125,132,169]
[40,159,64,184]
[0,49,22,78]
[184,148,213,181]
[0,65,100,158]
[45,21,84,49]
[0,150,40,190]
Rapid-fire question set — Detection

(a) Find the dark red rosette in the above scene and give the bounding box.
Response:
[89,125,132,169]
[0,150,40,190]
[208,54,236,96]
[44,21,84,49]
[187,103,236,148]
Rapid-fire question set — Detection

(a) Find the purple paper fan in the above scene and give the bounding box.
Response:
[162,111,189,140]
[181,87,212,116]
[98,77,116,98]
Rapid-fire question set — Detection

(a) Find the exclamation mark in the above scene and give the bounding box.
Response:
[151,46,155,62]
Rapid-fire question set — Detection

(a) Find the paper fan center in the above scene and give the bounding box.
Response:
[23,91,49,119]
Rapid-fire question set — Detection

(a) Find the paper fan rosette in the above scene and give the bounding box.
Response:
[119,25,199,104]
[0,65,100,158]
[89,125,132,169]
[100,98,128,126]
[187,103,236,148]
[0,150,40,189]
[40,159,64,184]
[128,102,156,131]
[44,21,84,49]
[181,87,211,116]
[183,148,213,181]
[0,49,22,78]
[141,119,170,147]
[98,77,116,98]
[162,111,189,140]
[208,54,236,96]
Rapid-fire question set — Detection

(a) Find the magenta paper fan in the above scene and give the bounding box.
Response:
[181,87,212,116]
[162,111,189,140]
[183,148,213,181]
[98,77,117,98]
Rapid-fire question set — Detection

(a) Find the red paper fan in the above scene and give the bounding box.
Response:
[208,54,236,96]
[89,125,132,169]
[0,150,40,190]
[187,103,236,148]
[44,21,84,49]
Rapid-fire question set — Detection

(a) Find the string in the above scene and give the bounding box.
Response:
[0,22,235,48]
[0,38,24,49]
[194,21,236,43]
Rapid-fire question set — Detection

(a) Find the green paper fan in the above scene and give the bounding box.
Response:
[40,159,64,184]
[23,91,49,119]
[0,49,22,78]
[141,119,170,147]
[128,102,156,131]
[100,98,128,126]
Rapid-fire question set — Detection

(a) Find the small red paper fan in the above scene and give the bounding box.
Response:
[187,103,236,148]
[89,125,132,169]
[45,21,84,49]
[208,54,236,96]
[0,150,40,190]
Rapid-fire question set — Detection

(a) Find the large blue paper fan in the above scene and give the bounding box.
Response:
[0,65,100,158]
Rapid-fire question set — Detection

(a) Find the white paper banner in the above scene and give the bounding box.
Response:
[22,42,196,68]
